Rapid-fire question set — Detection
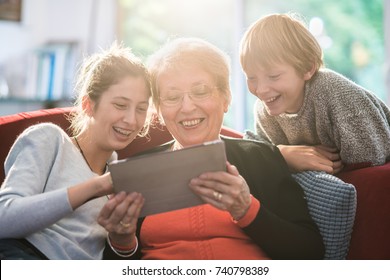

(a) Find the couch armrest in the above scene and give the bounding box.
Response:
[338,162,390,259]
[0,107,73,182]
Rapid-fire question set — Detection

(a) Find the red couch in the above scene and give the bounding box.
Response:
[1,107,389,259]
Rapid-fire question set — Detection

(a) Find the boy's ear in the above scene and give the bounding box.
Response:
[303,64,317,81]
[81,96,94,116]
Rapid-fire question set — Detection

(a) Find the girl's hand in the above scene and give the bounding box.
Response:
[98,191,144,247]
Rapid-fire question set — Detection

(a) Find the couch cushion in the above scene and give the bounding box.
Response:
[338,162,390,259]
[0,107,72,182]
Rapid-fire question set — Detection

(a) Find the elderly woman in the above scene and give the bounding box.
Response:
[119,37,324,260]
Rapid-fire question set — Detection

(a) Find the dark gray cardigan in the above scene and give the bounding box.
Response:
[121,137,324,260]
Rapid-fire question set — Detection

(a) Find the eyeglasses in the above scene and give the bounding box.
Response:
[159,84,217,107]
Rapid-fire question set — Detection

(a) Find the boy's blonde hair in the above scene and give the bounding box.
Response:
[240,13,323,76]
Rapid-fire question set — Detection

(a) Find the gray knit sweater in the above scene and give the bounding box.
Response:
[0,123,115,259]
[254,69,390,166]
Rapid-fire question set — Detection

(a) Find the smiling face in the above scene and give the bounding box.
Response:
[157,65,229,148]
[239,14,323,116]
[244,63,314,116]
[88,75,150,151]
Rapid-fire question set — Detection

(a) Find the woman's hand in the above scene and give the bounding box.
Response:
[277,144,343,174]
[97,191,144,247]
[189,162,251,221]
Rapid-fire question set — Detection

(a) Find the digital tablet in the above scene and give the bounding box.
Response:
[108,140,227,217]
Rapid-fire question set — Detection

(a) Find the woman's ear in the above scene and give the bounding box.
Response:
[81,96,94,116]
[223,90,232,113]
[303,64,317,81]
[223,103,229,113]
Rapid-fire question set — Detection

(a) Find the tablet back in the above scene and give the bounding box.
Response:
[108,140,227,217]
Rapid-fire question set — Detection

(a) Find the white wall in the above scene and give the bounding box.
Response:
[0,0,117,102]
[0,0,117,63]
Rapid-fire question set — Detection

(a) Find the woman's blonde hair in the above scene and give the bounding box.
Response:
[240,13,323,76]
[147,37,231,113]
[68,41,151,136]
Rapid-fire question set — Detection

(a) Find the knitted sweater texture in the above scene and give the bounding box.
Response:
[255,69,390,166]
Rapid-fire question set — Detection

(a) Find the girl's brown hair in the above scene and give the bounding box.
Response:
[68,42,151,136]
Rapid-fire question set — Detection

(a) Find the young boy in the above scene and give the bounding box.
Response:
[239,13,390,174]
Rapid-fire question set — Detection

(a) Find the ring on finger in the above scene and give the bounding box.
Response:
[120,220,131,228]
[213,191,222,201]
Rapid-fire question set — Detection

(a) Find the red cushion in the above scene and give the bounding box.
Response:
[0,107,73,182]
[338,162,390,259]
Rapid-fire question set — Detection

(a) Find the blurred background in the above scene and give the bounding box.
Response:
[0,0,389,132]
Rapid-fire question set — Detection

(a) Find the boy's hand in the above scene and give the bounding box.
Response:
[277,144,343,174]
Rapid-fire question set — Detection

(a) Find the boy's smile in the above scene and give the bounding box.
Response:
[244,63,314,116]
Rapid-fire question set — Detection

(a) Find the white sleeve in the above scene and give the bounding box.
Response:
[0,124,73,238]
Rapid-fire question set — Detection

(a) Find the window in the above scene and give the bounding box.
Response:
[119,0,388,132]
